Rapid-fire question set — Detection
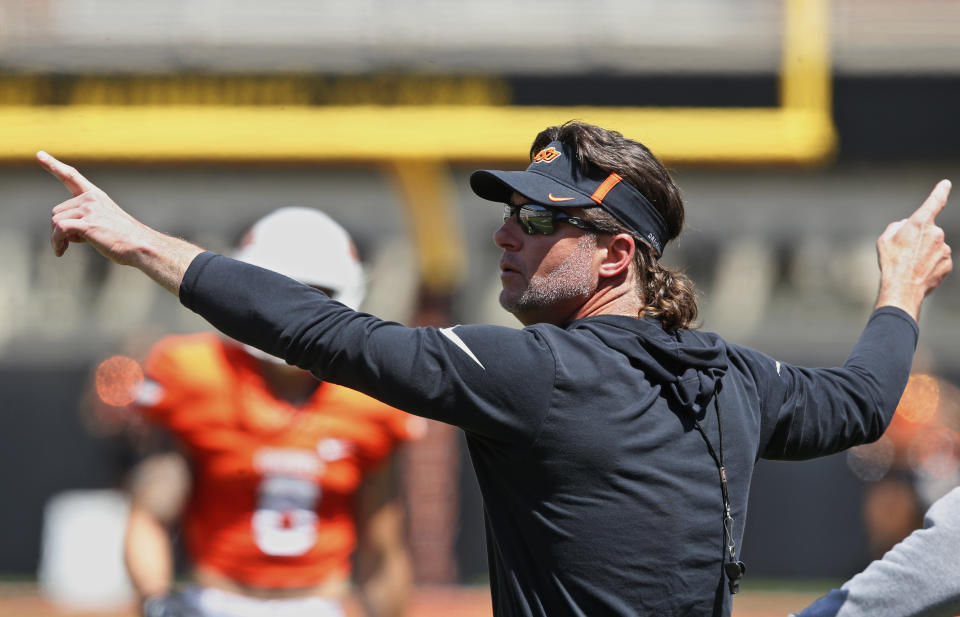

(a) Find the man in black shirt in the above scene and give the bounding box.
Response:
[40,121,952,616]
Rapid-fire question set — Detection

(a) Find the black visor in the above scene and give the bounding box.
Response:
[470,141,668,256]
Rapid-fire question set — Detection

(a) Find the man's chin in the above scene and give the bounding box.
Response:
[498,290,519,314]
[500,291,543,327]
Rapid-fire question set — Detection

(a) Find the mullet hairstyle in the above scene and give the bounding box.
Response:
[531,121,698,331]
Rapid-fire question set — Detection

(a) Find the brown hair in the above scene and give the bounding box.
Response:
[531,121,698,330]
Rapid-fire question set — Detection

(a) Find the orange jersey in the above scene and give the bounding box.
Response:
[134,333,421,589]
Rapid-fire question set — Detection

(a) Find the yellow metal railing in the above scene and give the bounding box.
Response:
[1,0,833,293]
[0,0,832,166]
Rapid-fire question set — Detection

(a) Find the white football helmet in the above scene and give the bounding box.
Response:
[231,207,366,364]
[232,207,366,309]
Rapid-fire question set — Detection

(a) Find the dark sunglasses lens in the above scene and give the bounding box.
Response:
[503,204,556,235]
[518,206,555,235]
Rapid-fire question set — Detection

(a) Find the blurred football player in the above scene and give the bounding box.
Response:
[847,368,960,560]
[122,208,422,617]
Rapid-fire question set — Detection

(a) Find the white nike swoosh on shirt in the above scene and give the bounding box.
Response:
[440,327,485,369]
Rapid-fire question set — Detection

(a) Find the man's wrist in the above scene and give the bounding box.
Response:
[874,285,922,322]
[130,233,205,297]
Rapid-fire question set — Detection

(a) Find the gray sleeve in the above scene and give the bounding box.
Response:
[793,487,960,617]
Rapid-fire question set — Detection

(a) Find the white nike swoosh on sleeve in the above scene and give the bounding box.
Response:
[440,327,486,370]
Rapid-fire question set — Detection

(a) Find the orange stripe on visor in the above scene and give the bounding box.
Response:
[590,173,623,205]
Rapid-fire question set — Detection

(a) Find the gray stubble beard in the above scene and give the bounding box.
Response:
[500,234,597,315]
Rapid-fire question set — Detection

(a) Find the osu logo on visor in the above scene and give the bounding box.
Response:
[532,147,561,163]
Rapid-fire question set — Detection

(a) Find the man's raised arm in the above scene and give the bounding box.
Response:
[39,151,203,296]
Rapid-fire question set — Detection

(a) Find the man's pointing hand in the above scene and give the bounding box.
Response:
[39,151,204,295]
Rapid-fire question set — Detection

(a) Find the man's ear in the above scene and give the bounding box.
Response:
[597,233,635,279]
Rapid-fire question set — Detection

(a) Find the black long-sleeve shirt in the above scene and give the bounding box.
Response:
[180,252,918,617]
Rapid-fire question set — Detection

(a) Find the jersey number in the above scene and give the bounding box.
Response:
[252,475,320,556]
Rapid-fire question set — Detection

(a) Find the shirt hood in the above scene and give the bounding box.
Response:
[568,315,729,412]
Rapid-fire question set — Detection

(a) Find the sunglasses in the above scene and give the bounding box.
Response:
[503,203,602,236]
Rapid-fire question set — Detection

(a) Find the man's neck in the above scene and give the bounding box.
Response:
[566,290,644,324]
[257,361,321,405]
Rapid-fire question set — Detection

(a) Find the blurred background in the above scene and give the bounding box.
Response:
[1,0,960,615]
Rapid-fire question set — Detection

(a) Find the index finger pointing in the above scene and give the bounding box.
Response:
[37,151,96,196]
[911,179,952,222]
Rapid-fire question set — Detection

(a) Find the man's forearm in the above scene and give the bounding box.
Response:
[356,481,412,617]
[124,507,175,599]
[358,552,412,617]
[794,488,960,617]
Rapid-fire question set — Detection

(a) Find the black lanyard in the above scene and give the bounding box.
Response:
[691,385,746,594]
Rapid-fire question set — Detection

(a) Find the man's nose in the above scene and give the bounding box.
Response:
[493,216,522,250]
